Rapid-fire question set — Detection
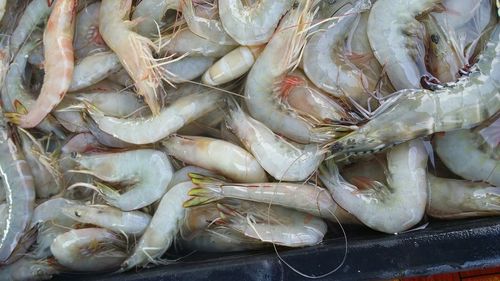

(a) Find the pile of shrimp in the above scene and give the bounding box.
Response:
[0,0,498,279]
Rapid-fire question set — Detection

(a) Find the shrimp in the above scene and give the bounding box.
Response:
[218,0,294,45]
[216,201,327,247]
[62,204,152,235]
[435,129,499,186]
[0,257,59,281]
[132,0,180,37]
[9,0,52,56]
[6,0,77,129]
[303,0,376,107]
[121,181,193,270]
[329,26,500,157]
[320,139,428,234]
[161,55,215,84]
[0,109,36,263]
[245,1,346,144]
[68,52,122,92]
[51,228,127,272]
[427,174,500,219]
[226,99,325,181]
[182,0,237,45]
[185,173,359,224]
[61,133,102,154]
[1,37,65,138]
[99,0,162,115]
[202,45,264,86]
[367,0,442,90]
[86,90,223,144]
[162,135,268,183]
[74,2,108,59]
[160,28,236,58]
[70,149,173,211]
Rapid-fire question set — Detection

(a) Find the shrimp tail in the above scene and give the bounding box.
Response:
[479,116,500,147]
[93,181,120,204]
[183,174,225,207]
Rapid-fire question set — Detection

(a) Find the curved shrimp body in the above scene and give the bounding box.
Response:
[73,149,173,211]
[217,201,327,247]
[163,135,267,183]
[245,2,334,143]
[132,0,180,37]
[121,181,193,270]
[427,174,500,219]
[202,45,263,86]
[51,228,127,272]
[185,173,359,224]
[219,0,294,45]
[330,27,500,156]
[68,52,122,92]
[11,0,77,129]
[368,0,441,90]
[0,111,36,263]
[87,91,223,144]
[62,205,152,235]
[99,0,161,115]
[182,0,236,45]
[227,100,325,181]
[74,2,108,59]
[435,129,499,186]
[303,0,374,106]
[321,140,428,234]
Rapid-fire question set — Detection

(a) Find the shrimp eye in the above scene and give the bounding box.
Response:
[430,34,439,44]
[74,211,81,217]
[71,152,78,159]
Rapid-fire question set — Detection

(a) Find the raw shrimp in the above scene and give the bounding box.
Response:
[86,91,223,144]
[0,257,59,281]
[31,198,79,227]
[168,166,218,190]
[427,174,500,219]
[86,118,134,149]
[62,204,152,235]
[320,140,428,234]
[245,1,344,144]
[61,133,102,154]
[2,37,65,138]
[0,109,36,263]
[68,52,122,92]
[435,129,499,186]
[368,0,441,90]
[51,228,127,272]
[202,45,264,86]
[74,2,108,59]
[303,0,376,107]
[329,27,500,157]
[217,201,327,247]
[161,55,215,83]
[9,0,52,56]
[227,99,325,181]
[99,0,162,115]
[71,149,173,211]
[121,181,193,270]
[160,29,236,58]
[7,0,77,129]
[132,0,180,37]
[280,70,358,124]
[219,0,294,45]
[185,173,359,224]
[162,135,268,183]
[182,0,236,45]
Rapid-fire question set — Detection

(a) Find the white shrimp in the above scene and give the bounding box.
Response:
[86,90,223,144]
[160,28,236,58]
[219,0,294,45]
[74,2,109,59]
[303,0,376,107]
[329,26,500,156]
[185,173,359,224]
[320,139,428,234]
[51,228,127,272]
[226,99,325,181]
[368,0,442,90]
[161,55,215,84]
[435,129,499,186]
[121,181,193,270]
[427,174,500,219]
[162,135,268,183]
[68,52,122,92]
[71,149,174,211]
[202,45,264,86]
[132,0,181,37]
[61,133,102,154]
[62,204,152,235]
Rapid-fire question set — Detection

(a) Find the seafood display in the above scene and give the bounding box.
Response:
[0,0,498,280]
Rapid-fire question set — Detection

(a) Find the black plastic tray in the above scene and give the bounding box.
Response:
[57,217,500,281]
